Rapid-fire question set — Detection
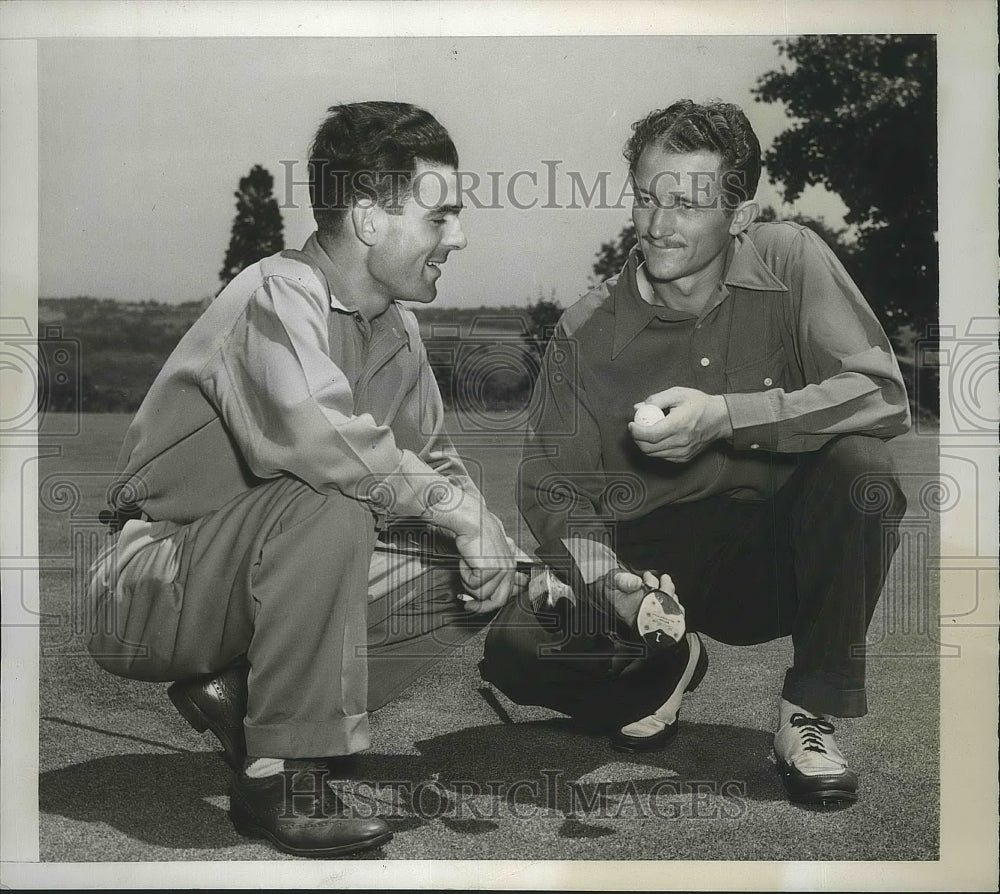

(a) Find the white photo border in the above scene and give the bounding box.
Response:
[1,1,997,889]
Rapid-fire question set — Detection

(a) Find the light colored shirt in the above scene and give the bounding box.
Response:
[111,233,486,530]
[519,221,910,554]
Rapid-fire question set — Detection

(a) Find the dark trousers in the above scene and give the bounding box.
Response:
[480,435,907,725]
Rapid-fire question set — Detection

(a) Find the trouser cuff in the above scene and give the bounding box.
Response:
[244,713,370,758]
[782,668,867,718]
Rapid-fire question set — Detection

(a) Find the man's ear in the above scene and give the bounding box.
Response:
[350,200,380,246]
[728,200,759,235]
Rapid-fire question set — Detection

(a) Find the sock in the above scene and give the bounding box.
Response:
[779,698,832,727]
[244,756,286,778]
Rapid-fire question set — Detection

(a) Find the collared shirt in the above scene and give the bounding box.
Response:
[518,221,910,554]
[112,233,482,527]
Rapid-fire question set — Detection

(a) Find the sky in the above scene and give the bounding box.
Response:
[38,35,848,308]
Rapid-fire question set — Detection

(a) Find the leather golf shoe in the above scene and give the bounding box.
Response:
[610,632,708,752]
[774,702,858,806]
[168,661,249,769]
[229,761,392,858]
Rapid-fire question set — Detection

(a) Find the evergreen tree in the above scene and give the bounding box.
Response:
[218,164,284,290]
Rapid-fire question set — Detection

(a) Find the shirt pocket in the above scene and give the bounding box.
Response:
[724,345,788,394]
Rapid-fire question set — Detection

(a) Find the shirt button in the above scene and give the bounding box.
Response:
[700,357,710,367]
[750,443,760,450]
[763,377,773,386]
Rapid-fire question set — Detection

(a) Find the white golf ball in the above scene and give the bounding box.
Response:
[633,403,665,426]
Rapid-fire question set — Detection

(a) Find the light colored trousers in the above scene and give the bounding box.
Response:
[88,477,484,758]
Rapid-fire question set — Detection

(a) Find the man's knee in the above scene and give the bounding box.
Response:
[274,478,370,526]
[479,596,549,693]
[816,435,907,518]
[263,480,378,553]
[821,434,893,475]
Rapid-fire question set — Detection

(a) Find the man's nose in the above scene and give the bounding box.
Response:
[647,207,676,239]
[444,218,467,251]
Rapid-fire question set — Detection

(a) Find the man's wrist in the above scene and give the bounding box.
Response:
[713,394,735,440]
[432,488,485,539]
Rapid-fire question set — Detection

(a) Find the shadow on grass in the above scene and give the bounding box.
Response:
[353,718,785,836]
[39,751,239,852]
[40,717,782,852]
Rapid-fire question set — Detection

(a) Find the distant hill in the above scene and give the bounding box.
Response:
[38,296,935,418]
[39,298,207,412]
[37,297,539,414]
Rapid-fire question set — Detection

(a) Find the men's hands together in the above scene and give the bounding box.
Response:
[600,568,678,621]
[454,513,527,614]
[452,386,723,612]
[629,386,734,462]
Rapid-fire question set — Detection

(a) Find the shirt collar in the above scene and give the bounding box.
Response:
[298,232,412,349]
[299,232,357,314]
[610,229,787,358]
[723,228,789,293]
[611,251,693,358]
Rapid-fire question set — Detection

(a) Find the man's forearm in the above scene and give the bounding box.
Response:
[723,363,910,453]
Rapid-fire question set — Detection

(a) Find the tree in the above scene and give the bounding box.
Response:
[523,290,563,359]
[753,35,937,341]
[592,223,638,284]
[219,164,284,290]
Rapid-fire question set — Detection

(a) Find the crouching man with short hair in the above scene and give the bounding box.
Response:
[88,101,519,857]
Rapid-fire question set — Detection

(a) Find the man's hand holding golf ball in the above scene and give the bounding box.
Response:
[630,387,735,463]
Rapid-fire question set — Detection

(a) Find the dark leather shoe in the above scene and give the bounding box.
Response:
[774,710,858,807]
[776,760,858,807]
[168,661,249,768]
[229,762,392,858]
[610,632,708,753]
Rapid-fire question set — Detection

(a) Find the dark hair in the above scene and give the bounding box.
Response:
[624,99,761,208]
[309,101,459,231]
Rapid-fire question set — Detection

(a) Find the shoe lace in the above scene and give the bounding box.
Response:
[789,712,836,754]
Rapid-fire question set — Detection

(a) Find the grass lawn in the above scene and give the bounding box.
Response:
[35,411,941,863]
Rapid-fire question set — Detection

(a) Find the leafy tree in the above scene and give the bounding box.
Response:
[592,223,638,284]
[219,164,284,290]
[753,35,937,341]
[523,290,563,359]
